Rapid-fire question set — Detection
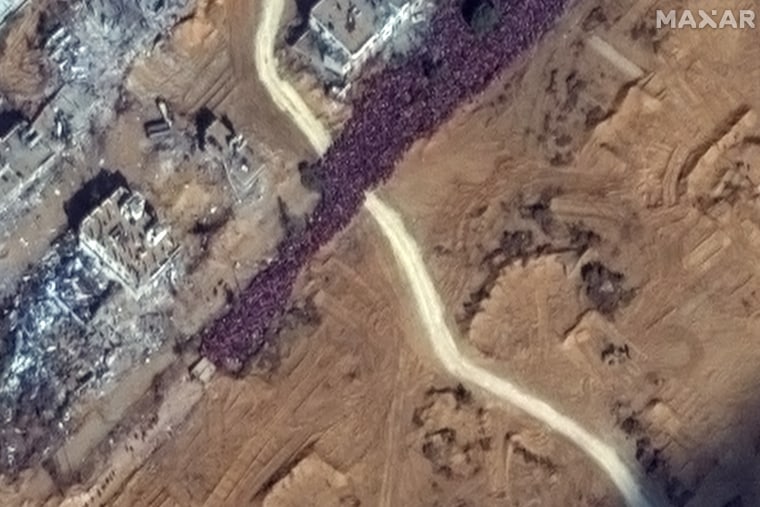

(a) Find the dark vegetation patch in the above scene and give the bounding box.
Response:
[511,438,557,472]
[414,385,488,480]
[426,383,473,405]
[298,159,324,193]
[284,0,322,44]
[612,401,695,506]
[461,0,498,35]
[581,6,607,32]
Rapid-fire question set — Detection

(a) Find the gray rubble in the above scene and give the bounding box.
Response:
[0,0,195,475]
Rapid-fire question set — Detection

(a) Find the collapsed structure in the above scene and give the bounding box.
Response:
[0,104,58,214]
[0,0,196,477]
[201,113,266,198]
[0,180,179,472]
[79,187,179,299]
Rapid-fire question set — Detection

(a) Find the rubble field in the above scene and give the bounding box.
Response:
[0,0,318,489]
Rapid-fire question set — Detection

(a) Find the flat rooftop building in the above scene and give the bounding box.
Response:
[302,0,416,80]
[79,187,179,299]
[0,0,26,25]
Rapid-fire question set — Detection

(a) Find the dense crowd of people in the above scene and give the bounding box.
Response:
[200,0,569,370]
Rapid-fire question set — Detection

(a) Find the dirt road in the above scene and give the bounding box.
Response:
[254,0,331,154]
[252,2,655,505]
[364,193,658,507]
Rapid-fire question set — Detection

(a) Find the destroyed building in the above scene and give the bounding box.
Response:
[295,0,421,82]
[0,181,179,472]
[199,111,266,198]
[0,234,114,473]
[34,0,192,144]
[0,0,25,26]
[0,0,192,238]
[0,102,58,214]
[79,187,179,299]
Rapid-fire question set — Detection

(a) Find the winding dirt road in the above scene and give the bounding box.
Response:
[363,194,656,507]
[252,1,657,505]
[254,0,331,154]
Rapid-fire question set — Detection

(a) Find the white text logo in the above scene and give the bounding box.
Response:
[656,9,755,29]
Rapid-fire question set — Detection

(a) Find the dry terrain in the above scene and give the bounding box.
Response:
[85,213,621,507]
[381,0,760,504]
[3,0,760,505]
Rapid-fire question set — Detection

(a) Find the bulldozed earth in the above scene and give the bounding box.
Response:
[5,0,760,505]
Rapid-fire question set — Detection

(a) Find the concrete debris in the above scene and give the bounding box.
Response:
[0,181,181,474]
[197,109,267,199]
[0,0,197,475]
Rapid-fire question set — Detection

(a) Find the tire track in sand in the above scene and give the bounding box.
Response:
[253,1,656,504]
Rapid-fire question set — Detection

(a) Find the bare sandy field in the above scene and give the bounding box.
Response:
[89,213,621,507]
[4,0,760,505]
[381,0,760,504]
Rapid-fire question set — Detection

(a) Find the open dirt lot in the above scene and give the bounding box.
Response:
[380,1,760,504]
[81,213,621,507]
[5,0,760,505]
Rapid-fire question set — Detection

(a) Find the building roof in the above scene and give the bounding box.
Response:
[0,122,56,209]
[0,0,26,25]
[79,187,178,297]
[311,0,397,54]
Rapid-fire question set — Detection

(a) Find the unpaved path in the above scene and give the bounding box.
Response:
[364,193,657,507]
[253,2,656,505]
[254,0,331,154]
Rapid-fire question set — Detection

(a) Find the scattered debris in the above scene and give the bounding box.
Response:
[580,261,635,315]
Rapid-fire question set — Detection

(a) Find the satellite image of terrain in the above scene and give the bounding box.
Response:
[0,0,759,505]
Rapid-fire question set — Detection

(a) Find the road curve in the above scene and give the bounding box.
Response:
[364,193,656,507]
[252,2,655,505]
[254,0,331,154]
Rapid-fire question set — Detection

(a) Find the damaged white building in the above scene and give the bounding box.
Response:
[79,187,179,299]
[296,0,420,82]
[0,0,26,26]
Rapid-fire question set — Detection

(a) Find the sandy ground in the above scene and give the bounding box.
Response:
[364,192,653,506]
[80,213,621,507]
[379,0,760,504]
[4,0,760,505]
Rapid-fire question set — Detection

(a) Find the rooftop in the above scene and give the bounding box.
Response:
[0,0,26,25]
[311,0,398,54]
[79,187,178,298]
